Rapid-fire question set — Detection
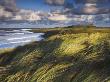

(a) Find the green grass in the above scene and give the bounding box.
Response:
[30,25,110,34]
[0,27,110,82]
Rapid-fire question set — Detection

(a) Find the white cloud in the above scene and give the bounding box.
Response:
[11,15,22,20]
[0,6,13,18]
[48,14,68,21]
[0,6,42,21]
[12,9,42,21]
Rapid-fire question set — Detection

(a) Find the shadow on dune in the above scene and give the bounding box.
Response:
[0,32,110,82]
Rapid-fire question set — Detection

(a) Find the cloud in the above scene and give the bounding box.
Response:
[11,9,42,21]
[45,0,75,15]
[0,0,18,20]
[48,15,68,21]
[46,0,110,15]
[0,0,42,21]
[74,0,110,14]
[0,0,17,12]
[75,0,110,4]
[0,0,70,21]
[0,6,13,19]
[45,0,65,5]
[45,0,74,8]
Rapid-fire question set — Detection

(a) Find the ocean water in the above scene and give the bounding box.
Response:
[0,21,72,49]
[0,29,44,48]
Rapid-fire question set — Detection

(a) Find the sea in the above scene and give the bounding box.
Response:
[0,20,70,49]
[0,29,44,49]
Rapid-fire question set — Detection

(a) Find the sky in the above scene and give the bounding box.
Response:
[0,0,110,28]
[0,0,70,21]
[16,0,66,12]
[16,0,50,11]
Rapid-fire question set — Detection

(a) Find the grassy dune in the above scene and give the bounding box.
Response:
[30,25,110,33]
[0,48,14,54]
[0,27,110,82]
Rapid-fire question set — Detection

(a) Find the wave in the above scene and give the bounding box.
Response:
[7,35,41,41]
[0,31,44,48]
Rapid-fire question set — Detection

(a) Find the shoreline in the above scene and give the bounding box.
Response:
[0,26,110,49]
[0,29,44,49]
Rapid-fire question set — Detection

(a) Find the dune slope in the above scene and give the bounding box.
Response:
[0,28,110,82]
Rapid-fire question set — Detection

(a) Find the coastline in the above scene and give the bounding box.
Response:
[0,29,44,49]
[0,26,110,82]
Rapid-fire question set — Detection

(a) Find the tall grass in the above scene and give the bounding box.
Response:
[0,28,110,82]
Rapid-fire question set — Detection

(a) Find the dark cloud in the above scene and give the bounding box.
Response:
[45,0,65,6]
[74,0,110,14]
[75,0,110,4]
[0,0,17,12]
[45,0,74,14]
[0,0,18,20]
[45,0,74,13]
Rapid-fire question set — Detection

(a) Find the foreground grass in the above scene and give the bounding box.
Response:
[0,27,110,82]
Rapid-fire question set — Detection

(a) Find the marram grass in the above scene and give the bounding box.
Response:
[0,29,110,82]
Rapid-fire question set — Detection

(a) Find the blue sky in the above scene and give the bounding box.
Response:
[16,0,75,12]
[16,0,46,10]
[16,0,61,12]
